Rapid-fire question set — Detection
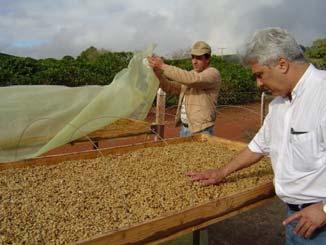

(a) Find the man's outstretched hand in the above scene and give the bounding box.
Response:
[186,168,227,186]
[147,56,164,70]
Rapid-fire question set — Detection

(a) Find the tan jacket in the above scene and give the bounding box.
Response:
[159,64,221,133]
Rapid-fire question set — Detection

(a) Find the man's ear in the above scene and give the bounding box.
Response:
[278,57,289,74]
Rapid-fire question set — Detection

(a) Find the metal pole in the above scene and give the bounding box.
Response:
[217,48,227,59]
[155,88,166,140]
[260,92,266,126]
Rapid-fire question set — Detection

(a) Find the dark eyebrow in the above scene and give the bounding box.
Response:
[191,55,204,59]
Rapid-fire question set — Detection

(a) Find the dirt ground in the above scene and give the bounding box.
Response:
[207,198,285,245]
[46,102,286,244]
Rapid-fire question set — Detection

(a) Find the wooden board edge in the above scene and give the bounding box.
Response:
[76,181,275,245]
[72,130,153,143]
[149,196,277,245]
[198,134,247,148]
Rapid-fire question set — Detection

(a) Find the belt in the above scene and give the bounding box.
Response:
[287,202,316,212]
[182,123,189,128]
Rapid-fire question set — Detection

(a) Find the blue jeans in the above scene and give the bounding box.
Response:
[285,207,326,245]
[180,125,214,137]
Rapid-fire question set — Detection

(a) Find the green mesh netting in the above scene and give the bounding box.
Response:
[0,46,159,162]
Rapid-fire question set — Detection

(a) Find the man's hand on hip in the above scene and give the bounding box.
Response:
[283,202,326,238]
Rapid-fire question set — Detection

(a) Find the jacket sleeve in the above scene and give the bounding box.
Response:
[161,65,220,89]
[156,71,181,95]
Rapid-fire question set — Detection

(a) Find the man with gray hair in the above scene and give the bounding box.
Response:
[148,41,221,137]
[187,28,326,243]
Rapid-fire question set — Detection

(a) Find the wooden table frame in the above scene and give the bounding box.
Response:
[70,119,164,149]
[1,135,275,244]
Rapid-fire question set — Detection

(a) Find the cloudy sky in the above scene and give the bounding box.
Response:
[1,0,325,58]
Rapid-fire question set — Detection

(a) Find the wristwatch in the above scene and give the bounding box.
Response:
[323,200,326,214]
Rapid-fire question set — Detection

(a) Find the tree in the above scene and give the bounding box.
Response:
[305,38,326,69]
[62,55,75,61]
[78,46,100,62]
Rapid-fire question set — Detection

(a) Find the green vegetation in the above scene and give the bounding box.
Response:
[304,38,326,69]
[0,47,132,87]
[1,38,325,105]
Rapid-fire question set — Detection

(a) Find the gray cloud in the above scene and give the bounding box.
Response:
[0,0,325,58]
[234,0,326,46]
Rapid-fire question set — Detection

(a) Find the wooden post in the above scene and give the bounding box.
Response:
[154,88,166,140]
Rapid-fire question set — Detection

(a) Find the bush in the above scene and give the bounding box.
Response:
[0,49,133,87]
[304,38,326,69]
[2,38,324,106]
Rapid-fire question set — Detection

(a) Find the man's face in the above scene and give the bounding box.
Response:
[191,55,210,72]
[251,61,291,97]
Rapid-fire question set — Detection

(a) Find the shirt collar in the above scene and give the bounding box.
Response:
[291,64,314,100]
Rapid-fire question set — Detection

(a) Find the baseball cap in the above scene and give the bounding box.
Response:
[191,41,211,56]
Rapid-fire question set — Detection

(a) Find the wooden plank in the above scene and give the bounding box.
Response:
[0,118,152,148]
[76,182,274,245]
[72,118,152,143]
[149,196,276,245]
[199,133,248,149]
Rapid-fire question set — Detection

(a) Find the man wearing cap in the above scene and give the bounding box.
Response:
[148,41,221,136]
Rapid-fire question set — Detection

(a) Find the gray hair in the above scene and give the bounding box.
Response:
[241,27,307,66]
